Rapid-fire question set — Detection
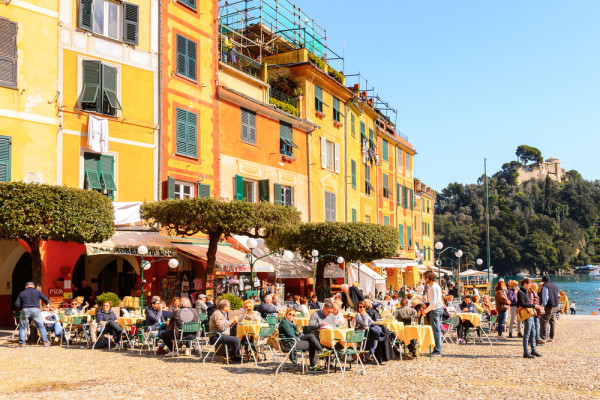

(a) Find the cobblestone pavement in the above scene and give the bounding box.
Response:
[0,316,599,400]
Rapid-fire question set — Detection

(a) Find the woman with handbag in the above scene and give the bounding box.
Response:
[518,278,541,359]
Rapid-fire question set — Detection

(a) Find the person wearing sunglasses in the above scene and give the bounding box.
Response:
[354,301,384,360]
[279,309,324,372]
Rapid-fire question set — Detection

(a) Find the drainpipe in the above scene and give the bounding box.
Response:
[157,1,162,200]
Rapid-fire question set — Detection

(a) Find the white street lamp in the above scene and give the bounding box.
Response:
[455,250,463,258]
[142,260,151,270]
[311,249,319,257]
[137,245,149,256]
[282,250,294,262]
[246,238,258,250]
[336,257,345,264]
[434,242,443,250]
[476,258,483,266]
[168,258,179,269]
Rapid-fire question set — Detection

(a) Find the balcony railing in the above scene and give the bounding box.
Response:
[220,49,262,79]
[270,88,299,108]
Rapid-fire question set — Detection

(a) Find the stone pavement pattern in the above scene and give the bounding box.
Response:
[0,316,599,400]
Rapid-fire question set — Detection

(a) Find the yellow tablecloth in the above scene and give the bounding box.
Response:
[402,325,435,354]
[236,323,268,339]
[117,317,144,329]
[61,314,91,324]
[295,317,310,329]
[375,320,404,340]
[308,309,318,315]
[319,328,352,348]
[456,313,481,328]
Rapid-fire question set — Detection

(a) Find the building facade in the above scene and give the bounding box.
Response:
[414,179,436,267]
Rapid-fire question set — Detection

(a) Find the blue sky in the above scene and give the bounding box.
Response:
[298,1,600,190]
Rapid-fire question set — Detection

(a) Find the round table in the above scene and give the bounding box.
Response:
[295,317,310,329]
[456,312,481,328]
[402,325,435,354]
[117,317,144,329]
[61,314,91,324]
[375,320,404,341]
[236,323,268,339]
[319,328,352,348]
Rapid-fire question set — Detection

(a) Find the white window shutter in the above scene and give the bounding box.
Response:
[334,142,340,173]
[321,137,327,169]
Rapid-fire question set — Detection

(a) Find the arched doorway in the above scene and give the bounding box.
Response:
[97,259,136,298]
[12,253,32,306]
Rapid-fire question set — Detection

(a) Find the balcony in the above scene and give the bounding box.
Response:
[269,88,300,117]
[220,49,262,79]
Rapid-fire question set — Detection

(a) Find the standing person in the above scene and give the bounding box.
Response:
[494,281,510,340]
[570,301,577,315]
[507,280,522,338]
[558,291,569,315]
[518,279,541,358]
[422,271,444,356]
[340,283,364,311]
[14,282,51,348]
[540,276,560,342]
[529,282,544,345]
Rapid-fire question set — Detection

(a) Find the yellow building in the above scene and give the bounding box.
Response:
[57,0,158,202]
[415,179,436,267]
[0,1,59,184]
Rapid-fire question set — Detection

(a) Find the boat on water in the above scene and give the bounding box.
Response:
[590,266,600,278]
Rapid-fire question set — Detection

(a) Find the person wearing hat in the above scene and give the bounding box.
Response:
[195,294,208,314]
[14,282,51,347]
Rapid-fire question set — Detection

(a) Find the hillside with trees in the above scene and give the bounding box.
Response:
[435,148,600,275]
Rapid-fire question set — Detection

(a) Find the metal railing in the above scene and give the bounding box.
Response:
[270,88,298,108]
[220,49,262,79]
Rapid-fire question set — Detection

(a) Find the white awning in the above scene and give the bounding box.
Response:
[175,243,274,273]
[324,262,345,278]
[371,258,418,269]
[348,263,385,295]
[86,231,177,257]
[460,269,487,277]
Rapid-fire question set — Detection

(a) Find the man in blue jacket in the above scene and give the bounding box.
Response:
[15,282,51,348]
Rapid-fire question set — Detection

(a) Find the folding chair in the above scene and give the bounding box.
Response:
[360,329,381,366]
[476,314,496,345]
[173,322,202,358]
[275,337,309,375]
[332,330,366,377]
[12,311,25,339]
[203,332,229,364]
[266,316,278,326]
[64,316,90,347]
[441,316,456,344]
[242,325,277,366]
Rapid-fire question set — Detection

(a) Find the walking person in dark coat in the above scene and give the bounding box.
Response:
[14,282,51,347]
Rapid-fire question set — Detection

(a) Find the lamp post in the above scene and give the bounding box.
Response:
[434,242,463,285]
[245,238,294,297]
[137,245,179,314]
[311,249,344,298]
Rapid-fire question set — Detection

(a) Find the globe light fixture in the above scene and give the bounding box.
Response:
[247,238,258,249]
[282,250,294,262]
[168,258,179,269]
[435,242,443,250]
[137,245,149,256]
[476,258,483,266]
[311,249,319,257]
[142,260,151,270]
[336,257,345,264]
[455,250,463,258]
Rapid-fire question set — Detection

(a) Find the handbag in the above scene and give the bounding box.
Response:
[517,306,535,322]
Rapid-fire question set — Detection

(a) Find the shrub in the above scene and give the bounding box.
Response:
[217,293,243,310]
[269,97,300,117]
[96,292,121,308]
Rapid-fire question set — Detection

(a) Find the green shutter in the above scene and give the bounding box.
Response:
[0,136,11,182]
[175,108,187,156]
[123,2,139,45]
[81,60,100,107]
[187,39,197,81]
[235,175,244,200]
[351,113,355,135]
[167,176,175,199]
[351,208,357,222]
[0,19,17,89]
[407,226,412,249]
[197,183,210,198]
[180,0,196,9]
[382,140,388,162]
[399,224,404,249]
[274,183,282,205]
[402,186,407,208]
[187,111,197,158]
[360,121,365,136]
[101,64,121,112]
[79,0,93,31]
[176,34,187,76]
[351,160,356,189]
[84,153,101,190]
[258,179,269,202]
[100,155,116,192]
[410,189,414,210]
[396,183,400,206]
[383,216,390,226]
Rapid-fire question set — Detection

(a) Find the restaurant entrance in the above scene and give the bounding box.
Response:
[11,252,32,306]
[97,259,137,299]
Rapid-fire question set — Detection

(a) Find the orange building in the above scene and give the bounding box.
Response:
[160,0,219,200]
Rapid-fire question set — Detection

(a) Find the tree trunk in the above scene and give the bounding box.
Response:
[315,259,326,300]
[29,237,43,289]
[205,230,222,276]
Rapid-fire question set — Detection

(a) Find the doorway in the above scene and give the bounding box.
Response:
[12,252,32,306]
[97,259,136,298]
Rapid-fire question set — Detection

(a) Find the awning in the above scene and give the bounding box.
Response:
[460,269,487,277]
[348,263,385,295]
[86,231,177,257]
[233,236,313,279]
[174,243,274,273]
[324,262,345,279]
[371,258,418,269]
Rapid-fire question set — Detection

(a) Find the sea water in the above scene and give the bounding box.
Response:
[499,275,600,315]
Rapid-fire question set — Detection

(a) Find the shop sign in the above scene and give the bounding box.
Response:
[49,288,64,296]
[87,246,175,257]
[219,265,251,273]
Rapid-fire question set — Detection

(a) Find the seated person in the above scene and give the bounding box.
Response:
[65,297,88,316]
[208,299,241,361]
[272,294,283,311]
[158,297,199,356]
[291,295,302,312]
[364,299,381,321]
[145,298,169,338]
[354,301,384,357]
[307,301,333,337]
[299,297,310,316]
[239,299,262,323]
[325,302,348,328]
[457,295,476,343]
[394,298,417,325]
[195,294,208,314]
[256,294,278,320]
[40,305,63,343]
[307,295,322,310]
[472,295,484,314]
[279,308,324,372]
[169,297,181,313]
[96,300,123,347]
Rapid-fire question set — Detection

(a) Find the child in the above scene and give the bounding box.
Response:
[570,301,577,315]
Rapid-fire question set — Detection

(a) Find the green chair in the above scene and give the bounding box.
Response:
[275,337,309,375]
[203,331,229,364]
[12,311,24,339]
[332,330,366,377]
[477,314,497,345]
[266,316,278,326]
[173,322,202,358]
[65,316,90,347]
[243,325,277,366]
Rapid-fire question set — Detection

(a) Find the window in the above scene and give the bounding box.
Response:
[410,188,414,209]
[383,216,390,226]
[176,34,197,80]
[382,174,391,198]
[368,128,375,149]
[360,121,366,141]
[351,208,357,222]
[0,18,17,89]
[174,181,194,199]
[332,97,341,123]
[365,163,374,195]
[402,185,408,208]
[79,0,139,45]
[197,183,210,198]
[365,215,370,223]
[0,135,11,182]
[324,191,336,222]
[175,108,197,158]
[234,175,257,202]
[351,159,357,189]
[397,147,402,166]
[274,183,294,206]
[84,153,116,199]
[350,113,356,136]
[399,224,404,249]
[396,183,401,206]
[314,85,324,113]
[279,121,297,157]
[241,108,257,144]
[407,226,412,249]
[320,137,339,173]
[382,140,388,162]
[178,0,196,10]
[80,60,122,116]
[405,152,410,170]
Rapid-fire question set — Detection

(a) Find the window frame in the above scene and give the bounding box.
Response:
[241,107,257,145]
[175,107,198,158]
[174,180,195,200]
[0,18,18,89]
[83,152,117,199]
[279,121,297,157]
[242,178,257,203]
[332,96,341,123]
[382,173,390,198]
[314,85,324,113]
[324,190,336,222]
[175,33,197,81]
[365,163,373,196]
[80,59,122,117]
[351,159,357,189]
[92,0,122,41]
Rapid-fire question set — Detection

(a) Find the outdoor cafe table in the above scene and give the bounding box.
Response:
[319,327,353,348]
[402,324,434,354]
[375,320,404,341]
[294,317,310,329]
[61,314,91,324]
[118,317,144,329]
[455,312,482,328]
[236,323,269,339]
